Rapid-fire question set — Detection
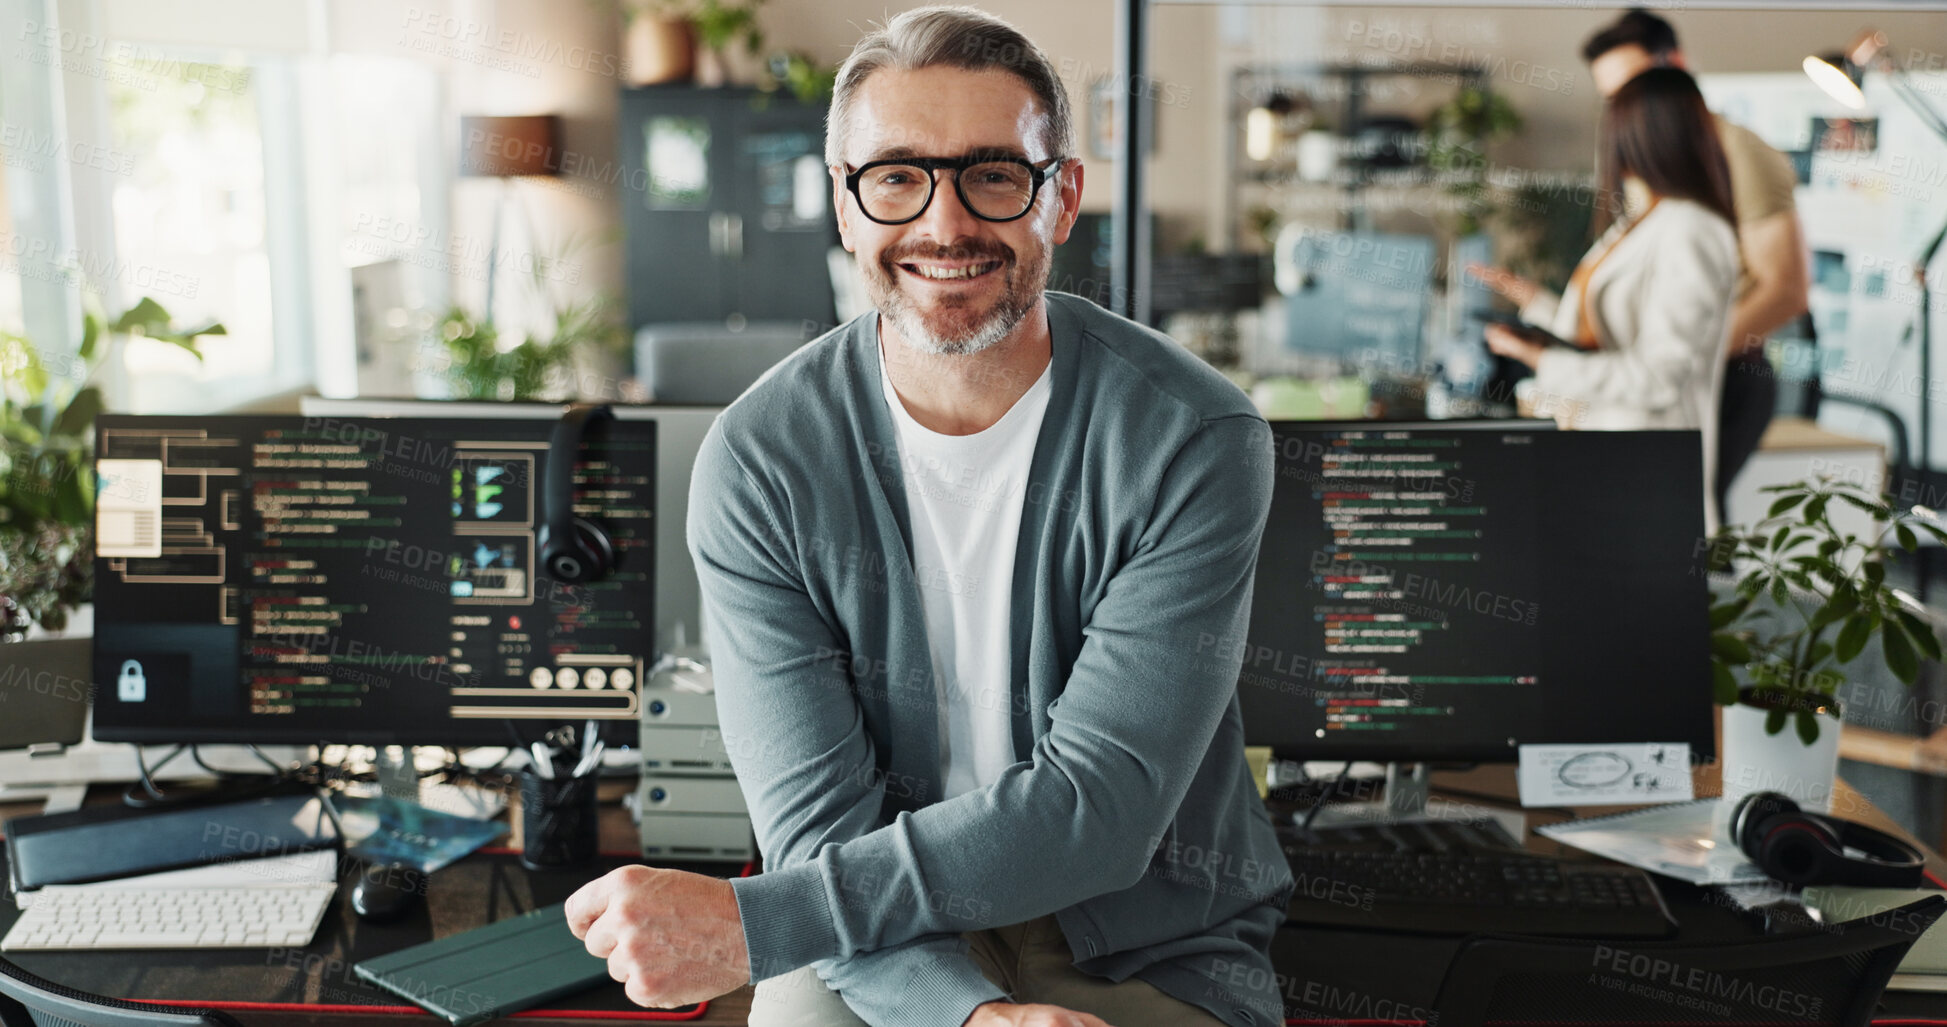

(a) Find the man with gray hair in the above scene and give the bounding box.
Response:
[567,7,1291,1026]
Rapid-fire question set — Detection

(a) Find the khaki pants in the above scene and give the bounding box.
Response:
[747,916,1225,1027]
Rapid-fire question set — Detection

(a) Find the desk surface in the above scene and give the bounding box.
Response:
[4,768,1943,1026]
[0,782,756,1027]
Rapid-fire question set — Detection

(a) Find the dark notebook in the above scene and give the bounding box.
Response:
[354,902,609,1026]
[4,792,338,895]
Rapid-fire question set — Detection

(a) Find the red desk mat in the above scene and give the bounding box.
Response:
[2,845,735,1022]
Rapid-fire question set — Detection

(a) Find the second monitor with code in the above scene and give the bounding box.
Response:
[1239,422,1714,764]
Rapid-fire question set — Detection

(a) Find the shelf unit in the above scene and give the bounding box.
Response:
[1224,62,1489,247]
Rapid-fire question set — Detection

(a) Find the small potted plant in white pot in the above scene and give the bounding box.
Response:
[1709,477,1946,811]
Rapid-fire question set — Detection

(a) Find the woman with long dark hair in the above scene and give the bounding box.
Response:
[1483,66,1740,527]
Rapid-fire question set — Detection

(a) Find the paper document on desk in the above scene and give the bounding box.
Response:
[1517,742,1692,807]
[1536,798,1769,885]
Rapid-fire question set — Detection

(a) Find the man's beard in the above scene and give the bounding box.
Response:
[863,239,1048,357]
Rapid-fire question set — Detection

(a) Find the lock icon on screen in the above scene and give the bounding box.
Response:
[117,660,147,703]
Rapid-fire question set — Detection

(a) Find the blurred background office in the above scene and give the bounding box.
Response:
[6,2,1945,516]
[4,0,1947,836]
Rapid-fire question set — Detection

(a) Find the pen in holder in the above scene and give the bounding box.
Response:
[520,763,598,871]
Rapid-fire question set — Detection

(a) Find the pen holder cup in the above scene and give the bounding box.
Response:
[520,768,599,871]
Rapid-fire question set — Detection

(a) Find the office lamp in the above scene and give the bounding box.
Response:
[458,114,562,323]
[1805,32,1947,478]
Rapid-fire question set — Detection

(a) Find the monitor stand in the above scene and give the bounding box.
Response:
[1296,763,1525,839]
[330,745,506,821]
[376,746,422,802]
[1301,762,1430,827]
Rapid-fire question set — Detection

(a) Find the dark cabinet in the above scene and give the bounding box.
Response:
[619,86,839,333]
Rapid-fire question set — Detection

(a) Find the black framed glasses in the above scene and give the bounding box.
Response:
[843,155,1067,225]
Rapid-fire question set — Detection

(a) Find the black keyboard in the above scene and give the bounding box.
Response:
[1282,845,1678,938]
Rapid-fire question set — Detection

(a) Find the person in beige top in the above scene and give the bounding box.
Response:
[1479,10,1808,516]
[1480,68,1741,531]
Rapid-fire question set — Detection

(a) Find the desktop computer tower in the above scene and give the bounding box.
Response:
[634,658,754,862]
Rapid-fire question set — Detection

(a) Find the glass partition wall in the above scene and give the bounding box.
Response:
[1116,3,1947,451]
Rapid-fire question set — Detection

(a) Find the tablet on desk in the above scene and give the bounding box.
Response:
[355,902,613,1027]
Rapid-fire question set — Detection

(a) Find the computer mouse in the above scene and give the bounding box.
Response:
[351,862,422,923]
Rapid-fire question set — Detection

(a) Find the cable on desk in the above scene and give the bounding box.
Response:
[428,746,519,793]
[1300,760,1354,833]
[126,744,185,805]
[125,743,304,808]
[247,744,294,775]
[189,745,284,782]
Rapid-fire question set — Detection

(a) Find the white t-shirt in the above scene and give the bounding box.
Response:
[878,337,1052,799]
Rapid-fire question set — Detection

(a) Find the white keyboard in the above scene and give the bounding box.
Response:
[3,882,337,951]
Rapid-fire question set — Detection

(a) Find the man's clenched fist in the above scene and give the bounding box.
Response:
[566,865,752,1008]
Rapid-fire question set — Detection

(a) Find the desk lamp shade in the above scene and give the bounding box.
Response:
[459,114,562,177]
[1803,30,1888,111]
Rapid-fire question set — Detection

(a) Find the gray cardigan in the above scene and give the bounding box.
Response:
[691,292,1293,1027]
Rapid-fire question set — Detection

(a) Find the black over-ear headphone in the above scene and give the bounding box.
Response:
[1729,790,1926,888]
[539,403,617,584]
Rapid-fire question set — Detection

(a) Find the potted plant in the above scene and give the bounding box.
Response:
[625,0,766,87]
[687,0,765,86]
[622,4,695,86]
[1709,477,1947,809]
[1,297,220,639]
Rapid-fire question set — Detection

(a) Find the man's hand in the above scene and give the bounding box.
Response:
[965,1001,1116,1027]
[565,865,751,1008]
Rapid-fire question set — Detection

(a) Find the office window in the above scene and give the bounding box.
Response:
[0,171,21,334]
[106,59,276,389]
[333,55,442,286]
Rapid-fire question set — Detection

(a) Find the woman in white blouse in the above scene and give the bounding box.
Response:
[1478,67,1740,529]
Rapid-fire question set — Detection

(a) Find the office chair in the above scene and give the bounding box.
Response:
[1429,894,1945,1027]
[0,953,243,1027]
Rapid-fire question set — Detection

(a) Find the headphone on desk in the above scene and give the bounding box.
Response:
[539,403,617,584]
[1729,790,1926,888]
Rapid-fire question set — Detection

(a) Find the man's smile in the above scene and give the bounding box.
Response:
[898,259,1005,284]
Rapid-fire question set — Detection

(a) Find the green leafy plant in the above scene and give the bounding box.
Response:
[1709,477,1947,743]
[432,240,624,402]
[690,0,764,56]
[634,0,764,56]
[764,51,835,105]
[1,297,221,636]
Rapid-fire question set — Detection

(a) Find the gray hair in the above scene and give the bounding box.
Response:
[825,5,1074,167]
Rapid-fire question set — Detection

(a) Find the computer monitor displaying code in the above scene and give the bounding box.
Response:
[90,414,653,746]
[1239,423,1713,762]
